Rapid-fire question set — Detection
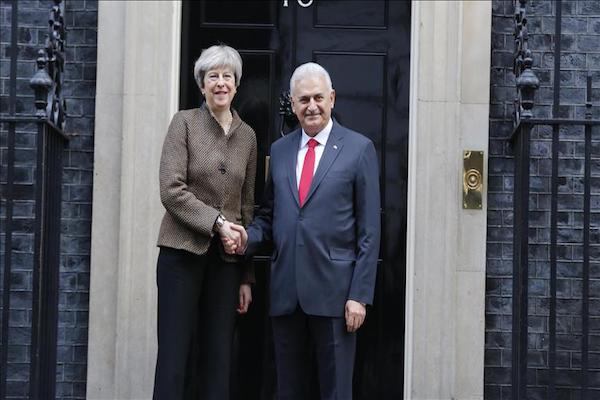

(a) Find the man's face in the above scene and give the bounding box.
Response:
[291,75,335,137]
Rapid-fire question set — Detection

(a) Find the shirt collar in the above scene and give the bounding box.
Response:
[300,118,333,149]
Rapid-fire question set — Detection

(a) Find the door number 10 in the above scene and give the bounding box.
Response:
[283,0,314,7]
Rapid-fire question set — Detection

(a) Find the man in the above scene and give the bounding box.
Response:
[225,62,380,400]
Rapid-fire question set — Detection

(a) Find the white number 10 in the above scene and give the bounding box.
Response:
[283,0,314,7]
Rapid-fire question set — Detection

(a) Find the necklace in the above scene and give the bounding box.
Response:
[221,112,233,135]
[209,109,233,135]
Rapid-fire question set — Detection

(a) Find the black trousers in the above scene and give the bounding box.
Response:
[153,245,241,400]
[271,307,356,400]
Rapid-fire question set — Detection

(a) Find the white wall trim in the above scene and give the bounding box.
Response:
[87,1,181,399]
[403,0,421,396]
[404,1,491,399]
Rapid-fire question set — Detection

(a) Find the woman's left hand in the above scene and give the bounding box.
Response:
[237,284,252,314]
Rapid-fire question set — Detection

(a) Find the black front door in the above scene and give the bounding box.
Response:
[180,1,410,398]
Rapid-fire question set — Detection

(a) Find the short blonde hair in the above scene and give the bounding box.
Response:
[194,44,243,89]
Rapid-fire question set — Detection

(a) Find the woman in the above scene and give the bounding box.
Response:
[153,44,257,400]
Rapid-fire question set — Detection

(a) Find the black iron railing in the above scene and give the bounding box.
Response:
[511,0,600,399]
[0,1,69,399]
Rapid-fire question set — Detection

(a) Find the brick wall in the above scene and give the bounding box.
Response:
[486,1,600,399]
[0,0,96,399]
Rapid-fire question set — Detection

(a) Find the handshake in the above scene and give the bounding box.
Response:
[218,221,248,255]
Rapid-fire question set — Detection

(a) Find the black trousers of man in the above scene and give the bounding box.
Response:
[271,307,357,400]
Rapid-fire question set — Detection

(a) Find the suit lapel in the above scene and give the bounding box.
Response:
[287,130,301,206]
[302,121,344,207]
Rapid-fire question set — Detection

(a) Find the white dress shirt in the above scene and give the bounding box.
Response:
[296,118,333,189]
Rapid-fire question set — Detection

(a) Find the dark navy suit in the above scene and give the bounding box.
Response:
[246,119,380,399]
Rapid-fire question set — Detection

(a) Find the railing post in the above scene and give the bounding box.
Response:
[30,50,53,118]
[0,1,19,398]
[27,1,67,399]
[29,0,67,128]
[511,122,530,400]
[511,1,538,398]
[513,0,539,124]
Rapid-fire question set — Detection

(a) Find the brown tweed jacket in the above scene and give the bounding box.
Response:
[157,104,257,283]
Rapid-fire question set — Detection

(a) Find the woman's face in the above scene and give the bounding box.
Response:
[202,66,237,111]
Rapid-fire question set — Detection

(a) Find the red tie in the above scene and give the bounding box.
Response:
[299,138,318,206]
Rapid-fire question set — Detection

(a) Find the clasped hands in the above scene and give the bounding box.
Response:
[218,222,247,255]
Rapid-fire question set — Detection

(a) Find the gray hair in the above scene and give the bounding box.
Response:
[193,45,243,89]
[289,62,333,96]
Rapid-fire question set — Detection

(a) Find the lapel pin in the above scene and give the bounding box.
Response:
[333,144,338,150]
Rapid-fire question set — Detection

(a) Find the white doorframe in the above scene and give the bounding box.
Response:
[87,1,181,398]
[404,1,491,399]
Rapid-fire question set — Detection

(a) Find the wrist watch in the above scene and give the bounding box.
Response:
[214,214,227,231]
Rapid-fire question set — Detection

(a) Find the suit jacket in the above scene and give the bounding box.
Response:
[157,104,257,282]
[246,120,381,317]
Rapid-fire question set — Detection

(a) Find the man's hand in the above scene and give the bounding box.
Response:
[221,223,247,254]
[237,283,252,314]
[229,223,248,255]
[345,300,366,333]
[219,221,241,253]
